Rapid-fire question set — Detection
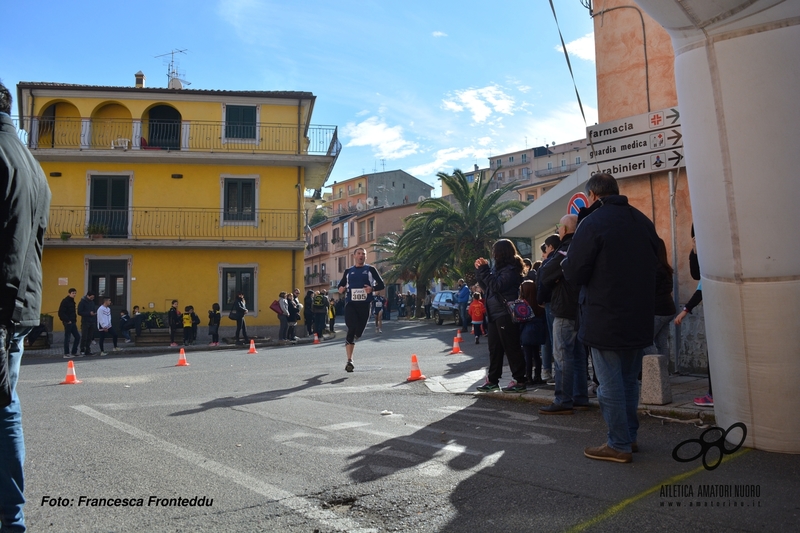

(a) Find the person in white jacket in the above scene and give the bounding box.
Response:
[96,298,121,355]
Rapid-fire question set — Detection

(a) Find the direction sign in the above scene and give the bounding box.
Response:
[588,127,682,163]
[587,107,681,143]
[590,148,685,180]
[567,193,589,215]
[586,106,683,178]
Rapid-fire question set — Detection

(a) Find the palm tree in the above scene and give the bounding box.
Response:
[405,169,526,286]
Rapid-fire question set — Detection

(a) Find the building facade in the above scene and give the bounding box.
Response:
[15,75,340,333]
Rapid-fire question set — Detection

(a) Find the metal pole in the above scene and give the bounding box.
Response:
[669,170,681,374]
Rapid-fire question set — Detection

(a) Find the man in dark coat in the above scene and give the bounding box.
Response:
[77,291,97,355]
[1,80,51,533]
[58,288,81,357]
[537,214,588,415]
[562,173,659,464]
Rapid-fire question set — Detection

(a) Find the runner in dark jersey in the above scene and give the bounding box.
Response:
[338,247,385,372]
[372,291,387,334]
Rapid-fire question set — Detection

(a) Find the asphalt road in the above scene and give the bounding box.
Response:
[17,318,800,532]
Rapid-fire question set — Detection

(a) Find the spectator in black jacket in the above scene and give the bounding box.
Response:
[537,215,588,415]
[58,288,81,357]
[537,234,561,383]
[475,239,527,393]
[77,291,97,355]
[562,173,659,464]
[1,82,51,531]
[646,238,676,356]
[304,290,314,336]
[167,300,181,347]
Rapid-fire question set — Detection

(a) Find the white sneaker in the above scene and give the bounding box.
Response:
[124,339,133,343]
[99,351,108,356]
[541,370,552,381]
[113,347,123,352]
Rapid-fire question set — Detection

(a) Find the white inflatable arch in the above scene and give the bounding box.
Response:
[632,0,800,452]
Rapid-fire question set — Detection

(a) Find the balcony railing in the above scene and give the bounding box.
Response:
[305,242,329,256]
[46,206,299,241]
[535,162,584,178]
[12,117,339,156]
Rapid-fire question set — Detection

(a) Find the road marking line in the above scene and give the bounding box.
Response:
[321,421,372,431]
[565,447,752,533]
[72,405,376,533]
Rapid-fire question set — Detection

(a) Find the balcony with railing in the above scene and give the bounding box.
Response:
[13,117,339,157]
[304,242,330,257]
[534,162,584,178]
[305,273,330,286]
[46,206,299,244]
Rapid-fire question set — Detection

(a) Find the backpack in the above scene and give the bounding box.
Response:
[145,312,165,329]
[313,294,324,308]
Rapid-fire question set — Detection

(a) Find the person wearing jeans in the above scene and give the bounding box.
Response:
[562,173,659,463]
[590,348,644,452]
[1,85,52,532]
[1,328,31,533]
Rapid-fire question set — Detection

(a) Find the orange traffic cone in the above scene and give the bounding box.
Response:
[248,339,258,354]
[175,348,190,366]
[60,360,82,385]
[450,336,461,354]
[313,333,320,344]
[407,354,426,381]
[456,330,463,342]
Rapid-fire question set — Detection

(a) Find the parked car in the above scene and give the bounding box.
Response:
[431,290,462,326]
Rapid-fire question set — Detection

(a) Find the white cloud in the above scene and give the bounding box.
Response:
[477,137,492,147]
[556,32,595,62]
[355,109,370,117]
[442,85,515,124]
[342,117,419,160]
[407,146,488,177]
[432,31,448,37]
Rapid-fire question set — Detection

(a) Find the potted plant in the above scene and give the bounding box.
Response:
[86,223,108,239]
[330,237,340,244]
[60,231,72,241]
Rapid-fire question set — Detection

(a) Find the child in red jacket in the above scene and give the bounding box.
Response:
[468,293,487,344]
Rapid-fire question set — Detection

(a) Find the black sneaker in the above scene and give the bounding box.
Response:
[475,337,480,344]
[476,381,500,392]
[502,381,527,393]
[345,360,354,372]
[539,403,574,415]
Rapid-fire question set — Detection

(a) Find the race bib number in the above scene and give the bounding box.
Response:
[351,288,367,301]
[374,301,383,308]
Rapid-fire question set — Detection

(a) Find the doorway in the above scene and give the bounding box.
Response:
[88,259,128,330]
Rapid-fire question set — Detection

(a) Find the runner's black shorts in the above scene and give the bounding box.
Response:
[345,302,371,344]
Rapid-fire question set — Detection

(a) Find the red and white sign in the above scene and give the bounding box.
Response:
[567,193,589,215]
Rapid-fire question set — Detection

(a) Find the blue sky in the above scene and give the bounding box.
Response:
[2,0,597,195]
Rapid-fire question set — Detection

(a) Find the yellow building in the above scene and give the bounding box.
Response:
[15,75,340,334]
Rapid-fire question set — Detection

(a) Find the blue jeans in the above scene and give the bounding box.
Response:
[541,303,554,373]
[1,327,30,532]
[551,317,588,407]
[591,347,644,453]
[458,302,469,332]
[62,322,80,355]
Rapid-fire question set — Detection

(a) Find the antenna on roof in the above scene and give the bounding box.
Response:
[155,49,191,89]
